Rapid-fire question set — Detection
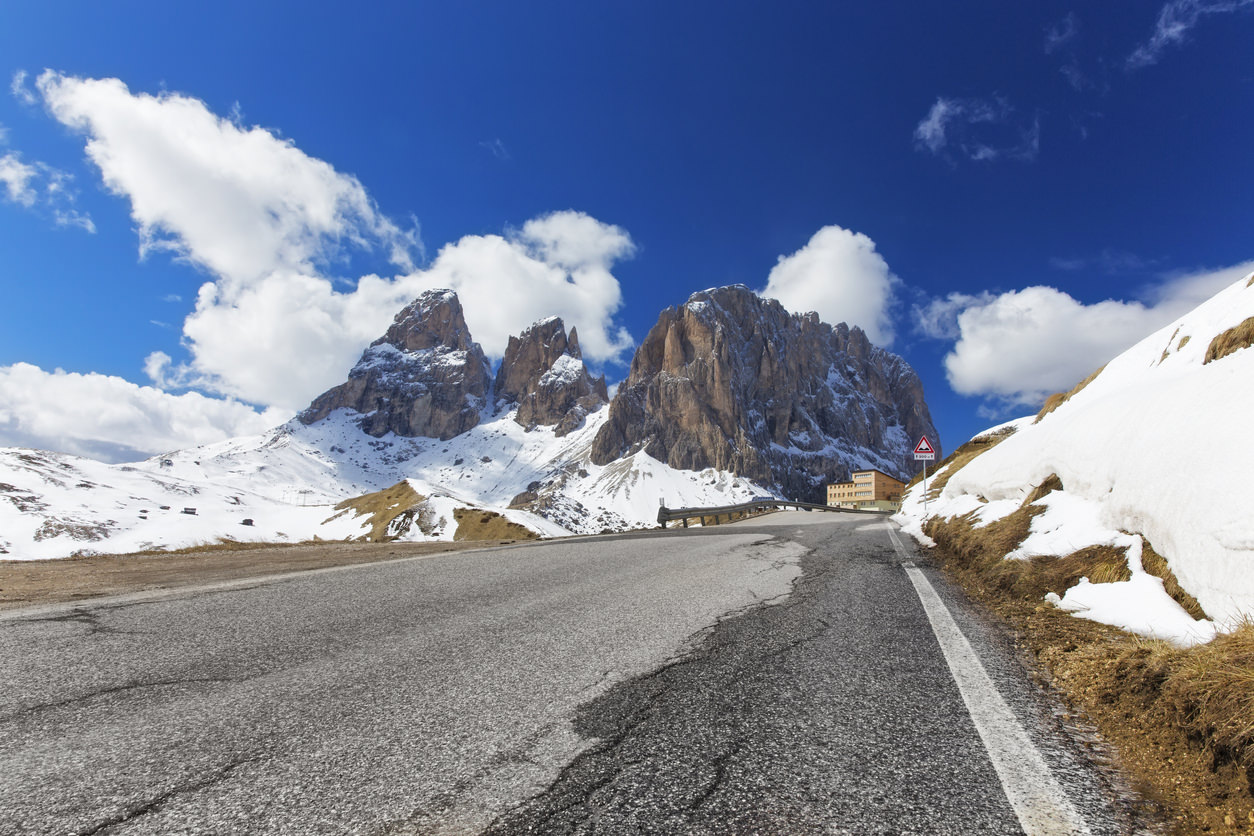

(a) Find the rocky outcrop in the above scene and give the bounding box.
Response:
[299,290,491,439]
[494,317,609,437]
[590,285,939,501]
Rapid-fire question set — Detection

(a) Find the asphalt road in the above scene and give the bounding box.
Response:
[0,513,1150,835]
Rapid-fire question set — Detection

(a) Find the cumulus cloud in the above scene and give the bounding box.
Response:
[409,214,636,362]
[35,73,638,413]
[0,363,285,463]
[924,262,1254,407]
[155,211,638,410]
[760,225,897,346]
[35,71,417,286]
[914,96,1040,163]
[1127,0,1254,70]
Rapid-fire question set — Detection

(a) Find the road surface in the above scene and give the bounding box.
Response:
[0,512,1149,834]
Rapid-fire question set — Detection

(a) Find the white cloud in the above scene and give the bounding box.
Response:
[412,214,637,362]
[0,153,38,205]
[54,208,96,233]
[0,148,93,230]
[931,262,1254,405]
[0,363,284,463]
[35,71,417,287]
[760,225,897,346]
[1044,12,1079,54]
[10,70,36,106]
[168,213,638,409]
[914,96,1039,163]
[36,73,638,413]
[1127,0,1254,69]
[913,291,997,341]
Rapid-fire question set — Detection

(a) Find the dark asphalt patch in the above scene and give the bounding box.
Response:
[483,524,1149,835]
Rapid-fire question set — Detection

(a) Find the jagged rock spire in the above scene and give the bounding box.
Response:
[299,289,492,440]
[495,316,609,437]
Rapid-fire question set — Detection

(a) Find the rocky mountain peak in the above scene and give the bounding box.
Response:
[298,289,492,440]
[376,289,477,353]
[591,284,939,500]
[495,316,609,437]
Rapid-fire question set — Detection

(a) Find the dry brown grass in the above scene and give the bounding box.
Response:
[922,474,1142,604]
[1204,316,1254,365]
[1166,623,1254,771]
[452,508,538,541]
[1035,364,1106,423]
[325,481,425,542]
[1142,541,1208,621]
[923,479,1254,831]
[114,539,330,558]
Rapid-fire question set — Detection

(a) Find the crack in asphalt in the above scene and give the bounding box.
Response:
[688,741,744,812]
[1,675,248,722]
[70,754,260,836]
[479,549,820,835]
[12,608,140,636]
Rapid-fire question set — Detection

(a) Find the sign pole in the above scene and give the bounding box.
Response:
[913,435,936,514]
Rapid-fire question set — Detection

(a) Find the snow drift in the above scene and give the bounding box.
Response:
[897,271,1254,645]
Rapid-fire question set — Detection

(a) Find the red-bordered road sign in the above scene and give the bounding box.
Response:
[913,436,936,460]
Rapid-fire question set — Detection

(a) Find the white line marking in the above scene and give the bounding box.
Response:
[888,529,1092,836]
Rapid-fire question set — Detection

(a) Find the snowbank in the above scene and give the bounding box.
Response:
[897,271,1254,645]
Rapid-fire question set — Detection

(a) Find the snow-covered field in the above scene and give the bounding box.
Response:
[0,405,768,560]
[896,272,1254,646]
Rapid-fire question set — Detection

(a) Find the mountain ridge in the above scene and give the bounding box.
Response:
[0,285,940,558]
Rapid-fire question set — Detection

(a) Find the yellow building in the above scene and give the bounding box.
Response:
[827,469,906,511]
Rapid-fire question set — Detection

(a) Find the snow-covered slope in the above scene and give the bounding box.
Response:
[896,271,1254,644]
[0,404,768,560]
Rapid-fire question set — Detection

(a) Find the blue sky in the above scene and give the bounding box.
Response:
[1,0,1252,462]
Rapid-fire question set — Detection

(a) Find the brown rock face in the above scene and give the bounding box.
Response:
[590,285,940,501]
[299,290,491,440]
[494,317,608,437]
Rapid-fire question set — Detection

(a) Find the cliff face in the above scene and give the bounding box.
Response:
[299,290,492,440]
[493,317,609,436]
[590,285,939,500]
[297,284,939,500]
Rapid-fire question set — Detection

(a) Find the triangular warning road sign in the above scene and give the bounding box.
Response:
[914,436,935,455]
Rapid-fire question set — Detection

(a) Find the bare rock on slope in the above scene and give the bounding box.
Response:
[494,317,609,437]
[590,285,939,501]
[299,290,492,439]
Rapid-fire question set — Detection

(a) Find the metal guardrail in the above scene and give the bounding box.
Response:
[656,499,888,528]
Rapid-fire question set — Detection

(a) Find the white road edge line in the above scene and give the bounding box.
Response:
[888,526,1092,836]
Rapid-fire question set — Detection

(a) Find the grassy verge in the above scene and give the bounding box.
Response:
[922,490,1254,832]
